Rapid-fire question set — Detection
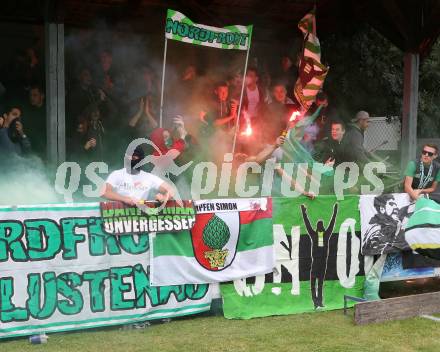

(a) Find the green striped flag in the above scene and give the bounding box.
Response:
[405,197,440,260]
[150,198,274,285]
[165,9,252,50]
[294,9,329,110]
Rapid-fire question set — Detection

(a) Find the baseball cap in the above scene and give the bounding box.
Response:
[351,110,369,122]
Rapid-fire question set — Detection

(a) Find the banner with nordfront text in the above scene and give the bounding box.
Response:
[0,203,211,339]
[165,9,252,50]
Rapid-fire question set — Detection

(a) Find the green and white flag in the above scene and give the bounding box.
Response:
[294,9,329,111]
[165,9,252,50]
[150,198,274,285]
[405,197,440,260]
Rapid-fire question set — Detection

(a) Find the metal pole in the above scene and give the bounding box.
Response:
[45,22,56,165]
[159,38,168,128]
[57,23,65,164]
[45,22,65,166]
[231,37,252,154]
[401,52,419,171]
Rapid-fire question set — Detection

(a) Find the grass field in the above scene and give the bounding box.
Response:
[2,310,440,352]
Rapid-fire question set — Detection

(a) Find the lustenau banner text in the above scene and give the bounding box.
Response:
[165,9,252,50]
[0,203,211,339]
[221,196,365,319]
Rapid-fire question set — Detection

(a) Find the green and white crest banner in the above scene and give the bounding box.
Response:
[165,9,252,50]
[150,198,274,286]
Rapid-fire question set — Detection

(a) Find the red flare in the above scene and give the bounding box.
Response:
[289,110,301,122]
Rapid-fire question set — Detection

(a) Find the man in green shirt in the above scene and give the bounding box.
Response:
[404,143,440,201]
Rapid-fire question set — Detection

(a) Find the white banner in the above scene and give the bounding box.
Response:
[194,198,268,214]
[359,193,414,255]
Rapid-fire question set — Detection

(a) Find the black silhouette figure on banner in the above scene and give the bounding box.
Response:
[362,194,411,255]
[301,203,338,309]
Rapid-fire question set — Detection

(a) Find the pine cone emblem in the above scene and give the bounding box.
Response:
[202,215,230,249]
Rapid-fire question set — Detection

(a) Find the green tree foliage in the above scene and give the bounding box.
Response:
[418,40,440,137]
[321,25,440,138]
[321,25,403,121]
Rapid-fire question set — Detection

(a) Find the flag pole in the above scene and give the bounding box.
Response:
[231,31,252,154]
[159,38,168,128]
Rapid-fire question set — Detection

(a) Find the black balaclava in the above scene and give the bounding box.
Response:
[125,146,145,174]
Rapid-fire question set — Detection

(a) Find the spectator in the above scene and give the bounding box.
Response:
[272,54,298,98]
[242,67,268,123]
[69,117,94,163]
[22,85,46,159]
[66,68,100,136]
[200,81,238,136]
[404,144,440,201]
[95,50,116,95]
[3,48,44,100]
[69,105,106,163]
[24,48,44,86]
[181,64,197,89]
[226,70,243,100]
[128,96,158,138]
[310,92,332,141]
[234,67,269,154]
[170,64,201,120]
[302,123,320,154]
[140,65,160,99]
[341,110,371,166]
[102,145,175,206]
[149,117,187,161]
[67,67,118,138]
[148,117,194,198]
[0,105,31,156]
[262,82,297,144]
[125,65,159,107]
[314,120,346,166]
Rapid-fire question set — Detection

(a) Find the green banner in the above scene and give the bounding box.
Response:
[165,9,252,50]
[221,196,365,319]
[0,203,211,339]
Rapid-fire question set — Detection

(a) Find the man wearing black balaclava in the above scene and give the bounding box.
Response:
[102,144,174,205]
[301,203,338,309]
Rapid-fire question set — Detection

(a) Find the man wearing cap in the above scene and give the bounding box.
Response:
[341,110,371,165]
[404,143,440,201]
[102,145,174,206]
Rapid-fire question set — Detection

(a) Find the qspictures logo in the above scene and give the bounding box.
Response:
[54,137,388,202]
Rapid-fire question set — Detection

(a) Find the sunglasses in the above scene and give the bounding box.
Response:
[422,150,435,157]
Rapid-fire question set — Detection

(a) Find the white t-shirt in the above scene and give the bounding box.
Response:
[106,168,164,200]
[246,86,260,117]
